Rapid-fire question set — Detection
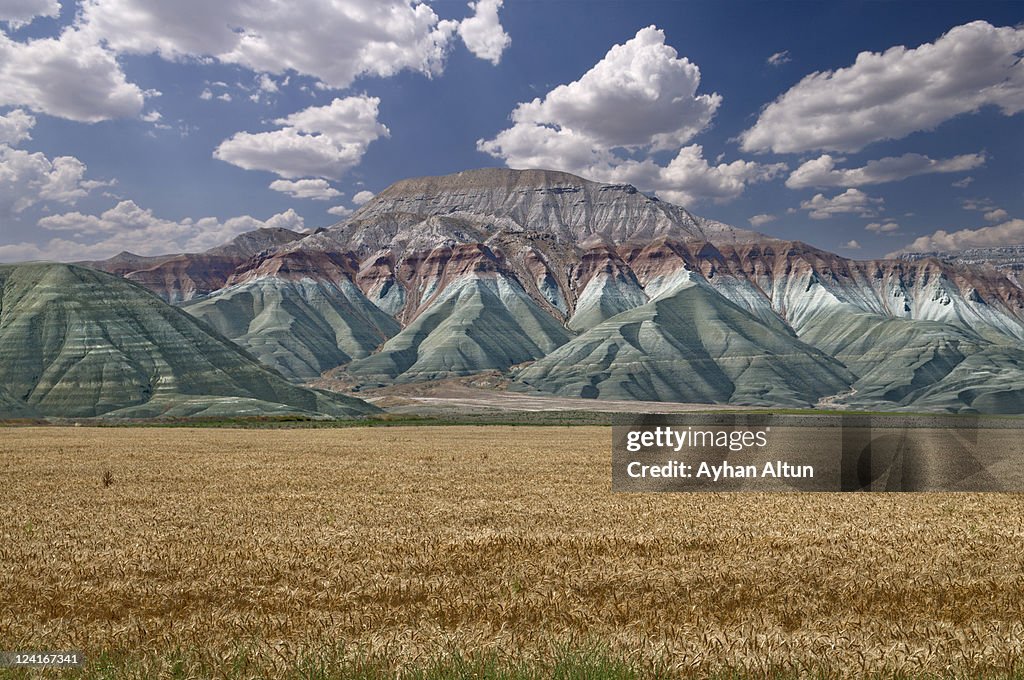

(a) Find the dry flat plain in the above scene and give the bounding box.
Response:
[1,426,1024,679]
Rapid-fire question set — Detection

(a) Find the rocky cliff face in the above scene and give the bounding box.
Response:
[77,168,1024,413]
[901,246,1024,287]
[622,240,1024,340]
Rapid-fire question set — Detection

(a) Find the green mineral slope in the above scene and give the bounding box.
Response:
[183,277,401,381]
[514,279,855,407]
[794,304,1024,413]
[0,263,378,419]
[344,274,572,384]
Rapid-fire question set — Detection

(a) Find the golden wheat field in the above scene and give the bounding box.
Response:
[1,425,1024,678]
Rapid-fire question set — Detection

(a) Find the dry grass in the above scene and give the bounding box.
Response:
[1,426,1023,678]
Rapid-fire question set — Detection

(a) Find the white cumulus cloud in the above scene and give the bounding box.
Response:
[0,0,59,28]
[458,0,510,65]
[478,26,781,205]
[0,0,509,123]
[269,178,342,201]
[897,218,1024,253]
[741,21,1024,153]
[0,200,307,261]
[0,110,108,215]
[963,198,998,212]
[961,198,1012,224]
[748,213,776,227]
[497,26,720,151]
[0,109,35,145]
[258,73,279,93]
[214,96,389,180]
[0,28,146,122]
[0,147,90,214]
[352,190,375,205]
[605,145,787,206]
[77,0,474,90]
[800,188,883,219]
[786,152,985,189]
[0,1,520,253]
[866,221,900,233]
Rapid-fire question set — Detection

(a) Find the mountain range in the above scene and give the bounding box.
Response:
[901,246,1024,284]
[8,167,1024,417]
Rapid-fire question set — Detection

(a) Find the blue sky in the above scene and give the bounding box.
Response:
[1,0,1022,261]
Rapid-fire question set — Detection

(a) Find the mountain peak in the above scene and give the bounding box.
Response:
[206,226,304,258]
[335,166,759,253]
[377,167,605,197]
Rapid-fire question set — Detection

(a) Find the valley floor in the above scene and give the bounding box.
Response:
[368,386,739,416]
[1,427,1022,678]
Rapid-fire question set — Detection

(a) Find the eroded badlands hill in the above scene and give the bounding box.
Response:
[0,263,377,419]
[71,168,1024,413]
